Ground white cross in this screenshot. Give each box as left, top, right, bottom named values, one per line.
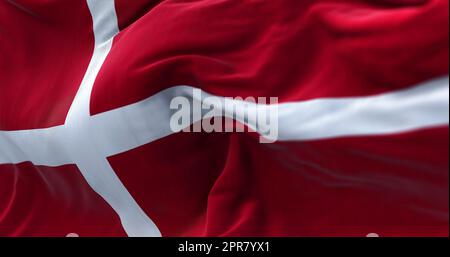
left=0, top=0, right=448, bottom=237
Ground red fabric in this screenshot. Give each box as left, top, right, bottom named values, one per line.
left=109, top=127, right=448, bottom=236
left=0, top=0, right=93, bottom=130
left=0, top=0, right=448, bottom=236
left=0, top=163, right=126, bottom=236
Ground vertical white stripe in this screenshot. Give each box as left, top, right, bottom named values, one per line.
left=64, top=0, right=161, bottom=237
left=65, top=0, right=119, bottom=123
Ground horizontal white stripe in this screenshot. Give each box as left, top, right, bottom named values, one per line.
left=276, top=76, right=449, bottom=141
left=88, top=76, right=449, bottom=156
left=0, top=126, right=69, bottom=165
left=1, top=76, right=448, bottom=165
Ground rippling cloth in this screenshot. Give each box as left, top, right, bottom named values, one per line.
left=0, top=0, right=448, bottom=236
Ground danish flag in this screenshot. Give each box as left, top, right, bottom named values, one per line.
left=0, top=0, right=448, bottom=237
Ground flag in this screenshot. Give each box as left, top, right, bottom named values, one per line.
left=0, top=0, right=448, bottom=237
